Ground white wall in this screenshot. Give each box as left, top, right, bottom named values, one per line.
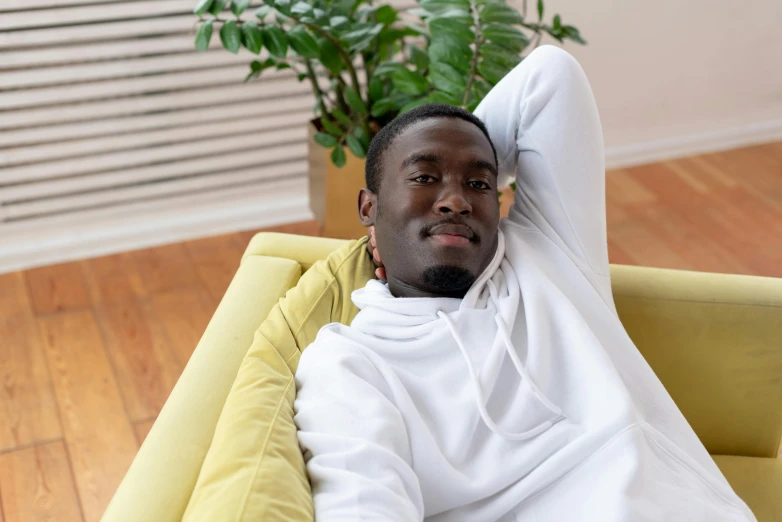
left=516, top=0, right=782, bottom=167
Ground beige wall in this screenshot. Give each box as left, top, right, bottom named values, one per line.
left=514, top=0, right=782, bottom=166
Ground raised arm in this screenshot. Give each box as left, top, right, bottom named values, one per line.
left=474, top=45, right=609, bottom=277
left=294, top=334, right=424, bottom=522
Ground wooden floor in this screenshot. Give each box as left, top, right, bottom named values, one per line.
left=1, top=141, right=781, bottom=521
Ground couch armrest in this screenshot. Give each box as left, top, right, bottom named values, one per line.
left=102, top=254, right=303, bottom=522
left=244, top=232, right=352, bottom=271
left=610, top=265, right=782, bottom=458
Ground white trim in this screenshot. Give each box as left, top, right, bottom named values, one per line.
left=0, top=178, right=313, bottom=274
left=605, top=118, right=782, bottom=169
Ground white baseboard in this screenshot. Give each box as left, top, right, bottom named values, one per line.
left=0, top=177, right=313, bottom=274
left=605, top=118, right=782, bottom=169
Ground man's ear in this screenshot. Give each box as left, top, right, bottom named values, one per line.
left=358, top=188, right=377, bottom=227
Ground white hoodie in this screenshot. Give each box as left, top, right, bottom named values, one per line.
left=294, top=46, right=755, bottom=521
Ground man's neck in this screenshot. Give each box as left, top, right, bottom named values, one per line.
left=386, top=278, right=469, bottom=299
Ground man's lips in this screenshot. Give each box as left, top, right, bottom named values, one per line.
left=427, top=223, right=474, bottom=247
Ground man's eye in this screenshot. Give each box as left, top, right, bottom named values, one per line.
left=469, top=180, right=490, bottom=190
left=414, top=175, right=435, bottom=183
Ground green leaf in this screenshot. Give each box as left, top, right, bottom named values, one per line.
left=374, top=61, right=407, bottom=76
left=374, top=5, right=398, bottom=25
left=241, top=20, right=263, bottom=54
left=321, top=116, right=344, bottom=136
left=194, top=0, right=214, bottom=16
left=553, top=14, right=561, bottom=29
left=537, top=0, right=544, bottom=20
left=427, top=90, right=461, bottom=105
left=220, top=20, right=241, bottom=53
left=314, top=131, right=338, bottom=148
left=428, top=37, right=472, bottom=74
left=480, top=42, right=521, bottom=69
left=287, top=26, right=319, bottom=59
left=428, top=62, right=466, bottom=95
left=370, top=97, right=398, bottom=117
left=261, top=25, right=288, bottom=57
left=563, top=25, right=586, bottom=44
left=272, top=0, right=292, bottom=15
left=369, top=76, right=385, bottom=101
left=195, top=19, right=213, bottom=52
left=208, top=0, right=227, bottom=15
left=331, top=145, right=347, bottom=167
left=399, top=96, right=431, bottom=114
left=482, top=23, right=528, bottom=53
left=254, top=5, right=271, bottom=20
left=329, top=15, right=349, bottom=30
left=319, top=38, right=343, bottom=73
left=472, top=78, right=492, bottom=100
left=290, top=1, right=312, bottom=15
left=354, top=127, right=370, bottom=149
left=344, top=85, right=367, bottom=114
left=231, top=0, right=251, bottom=16
left=346, top=133, right=367, bottom=158
left=479, top=3, right=523, bottom=25
left=409, top=45, right=429, bottom=72
left=419, top=0, right=470, bottom=17
left=342, top=23, right=384, bottom=51
left=391, top=67, right=429, bottom=96
left=477, top=58, right=508, bottom=84
left=429, top=18, right=474, bottom=43
left=332, top=108, right=353, bottom=128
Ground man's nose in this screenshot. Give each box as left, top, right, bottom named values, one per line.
left=435, top=186, right=472, bottom=216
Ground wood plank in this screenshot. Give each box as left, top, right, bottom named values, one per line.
left=147, top=287, right=216, bottom=371
left=24, top=263, right=90, bottom=316
left=38, top=311, right=138, bottom=522
left=132, top=419, right=156, bottom=447
left=0, top=313, right=61, bottom=453
left=0, top=441, right=83, bottom=522
left=1, top=129, right=305, bottom=185
left=185, top=234, right=245, bottom=303
left=80, top=254, right=144, bottom=306
left=0, top=271, right=30, bottom=319
left=127, top=243, right=200, bottom=296
left=605, top=201, right=692, bottom=270
left=94, top=299, right=179, bottom=422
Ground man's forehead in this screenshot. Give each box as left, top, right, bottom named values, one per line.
left=388, top=117, right=494, bottom=161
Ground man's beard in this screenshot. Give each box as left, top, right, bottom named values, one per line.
left=421, top=265, right=476, bottom=294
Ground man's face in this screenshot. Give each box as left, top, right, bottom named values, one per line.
left=361, top=117, right=500, bottom=298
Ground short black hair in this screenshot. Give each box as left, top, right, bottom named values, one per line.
left=365, top=104, right=498, bottom=194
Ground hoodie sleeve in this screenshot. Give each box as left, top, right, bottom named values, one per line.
left=294, top=336, right=424, bottom=522
left=474, top=45, right=609, bottom=278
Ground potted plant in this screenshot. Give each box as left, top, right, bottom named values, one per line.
left=194, top=0, right=585, bottom=238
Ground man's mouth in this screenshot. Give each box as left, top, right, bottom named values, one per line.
left=426, top=223, right=476, bottom=247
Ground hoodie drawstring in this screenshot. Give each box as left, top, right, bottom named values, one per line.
left=437, top=279, right=564, bottom=441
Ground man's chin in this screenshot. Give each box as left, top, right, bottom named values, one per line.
left=421, top=265, right=476, bottom=294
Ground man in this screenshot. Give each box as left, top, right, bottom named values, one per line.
left=293, top=46, right=755, bottom=521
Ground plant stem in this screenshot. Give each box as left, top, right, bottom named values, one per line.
left=303, top=22, right=371, bottom=137
left=463, top=0, right=482, bottom=106
left=305, top=60, right=328, bottom=116
left=335, top=79, right=351, bottom=115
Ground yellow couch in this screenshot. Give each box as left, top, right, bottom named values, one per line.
left=103, top=232, right=782, bottom=521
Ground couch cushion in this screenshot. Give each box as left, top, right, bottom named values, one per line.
left=712, top=455, right=782, bottom=522
left=182, top=237, right=374, bottom=522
